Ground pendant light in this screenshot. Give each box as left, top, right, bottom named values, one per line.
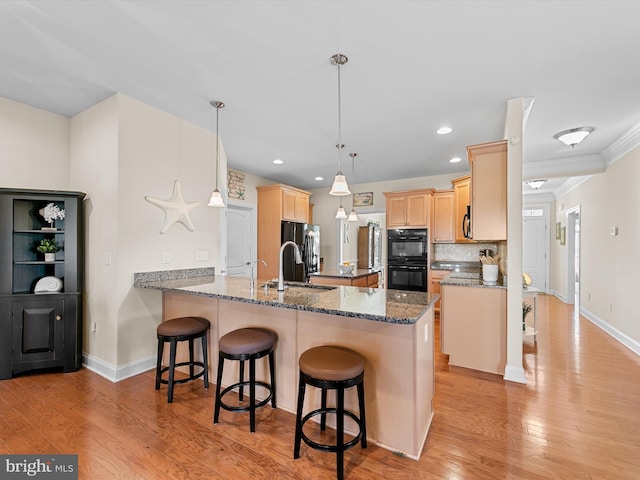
left=335, top=199, right=347, bottom=219
left=329, top=54, right=351, bottom=196
left=208, top=100, right=225, bottom=207
left=347, top=152, right=358, bottom=222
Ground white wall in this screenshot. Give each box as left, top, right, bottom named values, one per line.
left=0, top=96, right=69, bottom=189
left=552, top=147, right=640, bottom=348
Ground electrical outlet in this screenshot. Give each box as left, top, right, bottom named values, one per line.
left=162, top=252, right=171, bottom=264
left=104, top=252, right=112, bottom=266
left=424, top=323, right=429, bottom=343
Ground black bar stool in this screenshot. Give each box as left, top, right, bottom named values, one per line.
left=213, top=327, right=277, bottom=433
left=155, top=316, right=210, bottom=403
left=294, top=345, right=367, bottom=480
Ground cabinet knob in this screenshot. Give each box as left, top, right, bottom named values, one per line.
left=56, top=315, right=62, bottom=321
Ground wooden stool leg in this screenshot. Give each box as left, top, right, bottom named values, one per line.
left=167, top=339, right=177, bottom=403
left=213, top=354, right=224, bottom=424
left=320, top=388, right=328, bottom=431
left=358, top=380, right=367, bottom=448
left=238, top=360, right=245, bottom=402
left=155, top=338, right=163, bottom=390
left=201, top=333, right=209, bottom=388
left=188, top=338, right=195, bottom=378
left=293, top=372, right=306, bottom=459
left=249, top=356, right=256, bottom=433
left=336, top=386, right=345, bottom=480
left=269, top=350, right=277, bottom=408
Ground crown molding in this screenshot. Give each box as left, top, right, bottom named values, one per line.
left=600, top=120, right=640, bottom=166
left=522, top=154, right=605, bottom=180
left=553, top=175, right=592, bottom=197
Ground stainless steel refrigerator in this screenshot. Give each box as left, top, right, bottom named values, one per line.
left=357, top=225, right=382, bottom=269
left=281, top=221, right=320, bottom=282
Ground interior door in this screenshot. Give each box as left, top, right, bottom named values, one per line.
left=226, top=204, right=253, bottom=276
left=523, top=217, right=547, bottom=291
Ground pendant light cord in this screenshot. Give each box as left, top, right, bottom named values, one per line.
left=215, top=105, right=220, bottom=190
left=337, top=61, right=343, bottom=174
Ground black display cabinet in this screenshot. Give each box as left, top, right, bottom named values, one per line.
left=0, top=188, right=85, bottom=379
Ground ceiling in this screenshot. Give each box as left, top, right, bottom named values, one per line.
left=2, top=1, right=639, bottom=195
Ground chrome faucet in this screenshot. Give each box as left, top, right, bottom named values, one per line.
left=278, top=241, right=302, bottom=291
left=250, top=259, right=267, bottom=290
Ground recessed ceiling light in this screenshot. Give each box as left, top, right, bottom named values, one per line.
left=437, top=126, right=452, bottom=135
left=273, top=159, right=283, bottom=165
left=449, top=157, right=462, bottom=163
left=315, top=176, right=324, bottom=181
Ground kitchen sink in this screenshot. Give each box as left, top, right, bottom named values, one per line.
left=262, top=280, right=337, bottom=291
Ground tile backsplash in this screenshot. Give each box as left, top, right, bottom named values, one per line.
left=433, top=243, right=499, bottom=262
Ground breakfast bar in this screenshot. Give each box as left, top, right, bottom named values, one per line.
left=134, top=268, right=437, bottom=460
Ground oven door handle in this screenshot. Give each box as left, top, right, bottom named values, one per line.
left=391, top=265, right=425, bottom=270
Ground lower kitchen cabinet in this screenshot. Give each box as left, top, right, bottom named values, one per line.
left=440, top=284, right=506, bottom=375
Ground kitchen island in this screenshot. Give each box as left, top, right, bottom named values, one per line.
left=134, top=268, right=437, bottom=460
left=309, top=268, right=380, bottom=287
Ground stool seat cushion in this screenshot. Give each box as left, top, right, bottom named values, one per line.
left=219, top=328, right=277, bottom=355
left=299, top=346, right=365, bottom=382
left=157, top=316, right=210, bottom=337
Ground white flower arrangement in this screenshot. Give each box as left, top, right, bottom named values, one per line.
left=40, top=203, right=66, bottom=226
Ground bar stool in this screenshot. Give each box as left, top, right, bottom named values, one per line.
left=294, top=345, right=367, bottom=480
left=213, top=327, right=277, bottom=433
left=155, top=316, right=210, bottom=403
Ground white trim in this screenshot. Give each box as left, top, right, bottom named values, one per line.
left=554, top=176, right=591, bottom=197
left=523, top=154, right=604, bottom=180
left=601, top=120, right=640, bottom=166
left=83, top=352, right=155, bottom=383
left=580, top=307, right=640, bottom=357
left=550, top=289, right=567, bottom=303
left=504, top=365, right=527, bottom=384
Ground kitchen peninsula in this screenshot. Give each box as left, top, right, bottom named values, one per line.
left=134, top=268, right=437, bottom=459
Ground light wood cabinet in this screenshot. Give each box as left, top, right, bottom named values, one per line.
left=451, top=175, right=471, bottom=243
left=441, top=284, right=506, bottom=375
left=257, top=184, right=311, bottom=279
left=466, top=140, right=507, bottom=241
left=383, top=189, right=433, bottom=229
left=429, top=269, right=448, bottom=315
left=431, top=190, right=454, bottom=243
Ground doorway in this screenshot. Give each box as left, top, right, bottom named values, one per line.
left=522, top=205, right=549, bottom=292
left=226, top=202, right=256, bottom=276
left=566, top=206, right=581, bottom=307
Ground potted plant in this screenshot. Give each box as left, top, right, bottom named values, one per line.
left=37, top=238, right=62, bottom=262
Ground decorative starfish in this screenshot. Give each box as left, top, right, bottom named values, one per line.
left=145, top=180, right=200, bottom=233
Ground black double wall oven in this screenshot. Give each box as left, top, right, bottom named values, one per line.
left=387, top=229, right=428, bottom=292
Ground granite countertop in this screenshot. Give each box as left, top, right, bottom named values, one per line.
left=134, top=268, right=437, bottom=325
left=311, top=268, right=380, bottom=279
left=439, top=271, right=507, bottom=289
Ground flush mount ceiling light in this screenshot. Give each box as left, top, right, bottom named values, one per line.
left=347, top=153, right=359, bottom=222
left=329, top=54, right=351, bottom=196
left=553, top=126, right=594, bottom=148
left=208, top=100, right=225, bottom=208
left=526, top=179, right=547, bottom=189
left=437, top=126, right=452, bottom=135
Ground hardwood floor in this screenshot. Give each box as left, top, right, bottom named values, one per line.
left=2, top=294, right=640, bottom=479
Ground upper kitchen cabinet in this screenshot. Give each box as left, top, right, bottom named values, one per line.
left=451, top=175, right=471, bottom=243
left=257, top=184, right=311, bottom=279
left=0, top=188, right=85, bottom=380
left=431, top=190, right=454, bottom=243
left=383, top=189, right=433, bottom=229
left=467, top=140, right=507, bottom=241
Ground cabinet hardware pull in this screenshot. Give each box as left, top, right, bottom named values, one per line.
left=56, top=315, right=62, bottom=321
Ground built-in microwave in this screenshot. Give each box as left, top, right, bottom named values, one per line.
left=387, top=229, right=428, bottom=264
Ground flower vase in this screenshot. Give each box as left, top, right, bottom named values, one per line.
left=44, top=253, right=56, bottom=262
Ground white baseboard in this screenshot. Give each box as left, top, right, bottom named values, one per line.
left=580, top=307, right=640, bottom=357
left=83, top=352, right=156, bottom=383
left=549, top=289, right=567, bottom=303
